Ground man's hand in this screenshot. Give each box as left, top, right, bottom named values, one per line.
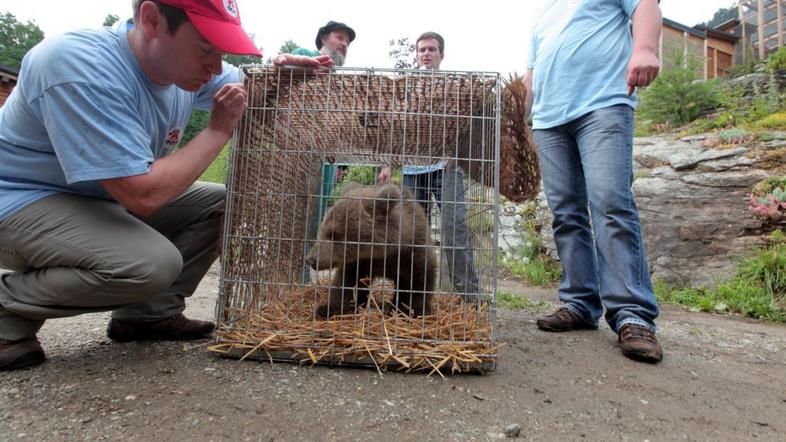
left=377, top=167, right=391, bottom=184
left=273, top=54, right=333, bottom=68
left=626, top=48, right=659, bottom=96
left=208, top=83, right=247, bottom=137
left=628, top=0, right=662, bottom=96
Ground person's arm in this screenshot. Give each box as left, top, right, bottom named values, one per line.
left=524, top=68, right=534, bottom=119
left=627, top=0, right=662, bottom=95
left=100, top=83, right=247, bottom=216
left=273, top=53, right=333, bottom=68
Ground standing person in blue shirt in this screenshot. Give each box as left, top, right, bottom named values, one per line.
left=526, top=0, right=663, bottom=363
left=378, top=32, right=479, bottom=297
left=0, top=0, right=325, bottom=371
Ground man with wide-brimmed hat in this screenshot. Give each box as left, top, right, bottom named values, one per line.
left=275, top=20, right=355, bottom=68
left=272, top=20, right=356, bottom=283
left=0, top=0, right=325, bottom=371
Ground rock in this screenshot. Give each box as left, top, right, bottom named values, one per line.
left=670, top=146, right=749, bottom=171
left=504, top=424, right=522, bottom=438
left=680, top=135, right=707, bottom=142
left=533, top=133, right=781, bottom=287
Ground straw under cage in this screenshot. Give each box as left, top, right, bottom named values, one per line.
left=210, top=66, right=502, bottom=374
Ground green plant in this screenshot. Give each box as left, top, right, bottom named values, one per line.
left=717, top=81, right=747, bottom=123
left=199, top=144, right=230, bottom=183
left=466, top=204, right=494, bottom=234
left=654, top=231, right=786, bottom=322
left=718, top=127, right=754, bottom=144
left=753, top=112, right=786, bottom=130
left=766, top=46, right=786, bottom=72
left=500, top=243, right=562, bottom=287
left=328, top=165, right=379, bottom=205
left=637, top=51, right=719, bottom=127
left=749, top=176, right=786, bottom=220
left=497, top=290, right=552, bottom=312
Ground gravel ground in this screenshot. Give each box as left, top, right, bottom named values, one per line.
left=1, top=265, right=785, bottom=441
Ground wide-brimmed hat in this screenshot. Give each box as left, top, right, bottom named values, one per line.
left=156, top=0, right=261, bottom=57
left=315, top=20, right=356, bottom=50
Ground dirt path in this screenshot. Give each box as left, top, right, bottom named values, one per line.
left=2, top=266, right=785, bottom=441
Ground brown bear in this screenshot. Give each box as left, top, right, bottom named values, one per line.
left=305, top=183, right=436, bottom=318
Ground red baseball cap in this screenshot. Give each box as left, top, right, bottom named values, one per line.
left=156, top=0, right=261, bottom=57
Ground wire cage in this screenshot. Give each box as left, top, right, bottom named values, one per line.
left=209, top=66, right=502, bottom=374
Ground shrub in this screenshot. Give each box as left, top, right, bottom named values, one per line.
left=766, top=46, right=786, bottom=72
left=637, top=51, right=719, bottom=127
left=654, top=230, right=786, bottom=322
left=753, top=112, right=786, bottom=130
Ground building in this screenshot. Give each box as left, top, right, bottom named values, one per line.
left=660, top=18, right=739, bottom=79
left=716, top=1, right=786, bottom=63
left=0, top=65, right=19, bottom=107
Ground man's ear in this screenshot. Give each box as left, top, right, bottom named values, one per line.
left=138, top=1, right=166, bottom=38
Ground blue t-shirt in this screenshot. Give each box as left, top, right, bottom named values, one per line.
left=527, top=0, right=641, bottom=129
left=0, top=20, right=241, bottom=221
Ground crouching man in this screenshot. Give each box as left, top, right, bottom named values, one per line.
left=0, top=0, right=327, bottom=371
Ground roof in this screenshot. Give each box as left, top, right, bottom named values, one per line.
left=663, top=17, right=706, bottom=39
left=0, top=65, right=19, bottom=82
left=715, top=18, right=740, bottom=32
left=663, top=17, right=740, bottom=43
left=694, top=25, right=740, bottom=42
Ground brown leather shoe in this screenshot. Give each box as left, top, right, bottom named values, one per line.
left=0, top=337, right=46, bottom=371
left=107, top=314, right=215, bottom=342
left=618, top=323, right=663, bottom=363
left=536, top=307, right=597, bottom=332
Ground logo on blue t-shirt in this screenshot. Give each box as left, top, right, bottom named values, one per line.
left=165, top=128, right=182, bottom=150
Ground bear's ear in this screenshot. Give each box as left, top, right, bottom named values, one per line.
left=364, top=184, right=402, bottom=216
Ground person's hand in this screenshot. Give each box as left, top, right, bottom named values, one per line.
left=273, top=54, right=333, bottom=69
left=626, top=48, right=659, bottom=96
left=377, top=167, right=391, bottom=184
left=208, top=83, right=247, bottom=137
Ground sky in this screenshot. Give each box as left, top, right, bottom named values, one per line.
left=0, top=0, right=736, bottom=77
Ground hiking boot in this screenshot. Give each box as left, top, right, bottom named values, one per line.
left=536, top=307, right=596, bottom=332
left=0, top=337, right=46, bottom=371
left=618, top=323, right=663, bottom=363
left=107, top=314, right=215, bottom=342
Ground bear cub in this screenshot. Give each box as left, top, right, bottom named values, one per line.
left=305, top=183, right=436, bottom=318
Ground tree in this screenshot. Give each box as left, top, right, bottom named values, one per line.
left=702, top=7, right=738, bottom=29
left=637, top=51, right=719, bottom=127
left=102, top=14, right=119, bottom=27
left=0, top=12, right=44, bottom=70
left=181, top=110, right=209, bottom=146
left=388, top=37, right=415, bottom=69
left=223, top=32, right=262, bottom=66
left=278, top=39, right=300, bottom=55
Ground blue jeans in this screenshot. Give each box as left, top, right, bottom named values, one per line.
left=403, top=164, right=479, bottom=295
left=533, top=105, right=659, bottom=332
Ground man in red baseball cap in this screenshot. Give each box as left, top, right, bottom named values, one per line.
left=154, top=0, right=261, bottom=57
left=0, top=0, right=329, bottom=371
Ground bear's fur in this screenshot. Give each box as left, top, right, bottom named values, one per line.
left=305, top=183, right=436, bottom=318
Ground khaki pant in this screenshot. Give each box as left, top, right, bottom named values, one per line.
left=0, top=183, right=225, bottom=340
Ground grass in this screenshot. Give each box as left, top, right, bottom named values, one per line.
left=466, top=203, right=494, bottom=234
left=497, top=290, right=553, bottom=312
left=654, top=231, right=786, bottom=322
left=753, top=111, right=786, bottom=131
left=199, top=144, right=230, bottom=184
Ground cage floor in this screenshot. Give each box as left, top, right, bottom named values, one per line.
left=209, top=284, right=498, bottom=375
